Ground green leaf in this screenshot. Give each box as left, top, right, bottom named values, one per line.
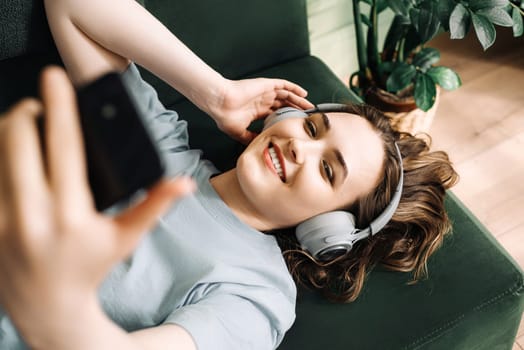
left=386, top=63, right=417, bottom=92
left=387, top=0, right=411, bottom=17
left=472, top=13, right=497, bottom=50
left=427, top=66, right=462, bottom=90
left=412, top=48, right=441, bottom=71
left=383, top=15, right=410, bottom=55
left=361, top=14, right=372, bottom=27
left=438, top=0, right=456, bottom=31
left=450, top=3, right=471, bottom=39
left=361, top=0, right=372, bottom=5
left=477, top=7, right=514, bottom=27
left=377, top=0, right=389, bottom=13
left=470, top=0, right=510, bottom=11
left=410, top=1, right=441, bottom=43
left=414, top=73, right=437, bottom=111
left=513, top=6, right=524, bottom=36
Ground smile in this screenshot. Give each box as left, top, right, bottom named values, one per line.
left=264, top=142, right=286, bottom=182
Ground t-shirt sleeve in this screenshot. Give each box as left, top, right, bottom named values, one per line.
left=165, top=291, right=294, bottom=350
left=121, top=63, right=203, bottom=176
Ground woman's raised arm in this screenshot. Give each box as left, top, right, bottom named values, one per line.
left=44, top=0, right=313, bottom=143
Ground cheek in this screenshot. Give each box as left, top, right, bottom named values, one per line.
left=289, top=170, right=337, bottom=211
left=236, top=153, right=259, bottom=193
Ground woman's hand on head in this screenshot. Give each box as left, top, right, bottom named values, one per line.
left=0, top=67, right=195, bottom=326
left=210, top=77, right=314, bottom=144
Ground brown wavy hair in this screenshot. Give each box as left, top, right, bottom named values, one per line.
left=273, top=103, right=459, bottom=303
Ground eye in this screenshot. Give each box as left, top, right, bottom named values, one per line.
left=322, top=160, right=335, bottom=185
left=305, top=119, right=317, bottom=138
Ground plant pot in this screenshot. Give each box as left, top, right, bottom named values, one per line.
left=365, top=87, right=418, bottom=113
left=373, top=86, right=441, bottom=136
left=350, top=76, right=440, bottom=135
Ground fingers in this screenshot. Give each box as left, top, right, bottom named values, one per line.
left=274, top=79, right=309, bottom=97
left=40, top=66, right=93, bottom=210
left=266, top=99, right=300, bottom=111
left=261, top=78, right=313, bottom=110
left=114, top=177, right=195, bottom=242
left=275, top=88, right=314, bottom=110
left=0, top=99, right=49, bottom=219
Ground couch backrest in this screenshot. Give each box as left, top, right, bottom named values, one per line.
left=139, top=0, right=311, bottom=106
left=0, top=0, right=310, bottom=111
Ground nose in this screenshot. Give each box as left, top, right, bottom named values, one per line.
left=288, top=138, right=321, bottom=164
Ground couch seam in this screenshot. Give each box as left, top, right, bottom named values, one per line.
left=404, top=270, right=524, bottom=349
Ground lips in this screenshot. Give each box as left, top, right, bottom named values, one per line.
left=264, top=142, right=286, bottom=182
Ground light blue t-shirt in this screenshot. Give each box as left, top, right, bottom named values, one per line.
left=0, top=64, right=296, bottom=350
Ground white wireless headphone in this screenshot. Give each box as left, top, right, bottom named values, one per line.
left=263, top=103, right=404, bottom=261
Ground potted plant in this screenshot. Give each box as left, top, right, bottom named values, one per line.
left=350, top=0, right=524, bottom=119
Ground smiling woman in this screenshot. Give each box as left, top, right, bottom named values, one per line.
left=0, top=0, right=459, bottom=349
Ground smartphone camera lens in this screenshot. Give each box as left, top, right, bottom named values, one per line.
left=101, top=103, right=117, bottom=120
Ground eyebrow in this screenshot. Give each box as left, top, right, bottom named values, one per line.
left=320, top=113, right=349, bottom=183
left=321, top=112, right=331, bottom=131
left=334, top=149, right=349, bottom=183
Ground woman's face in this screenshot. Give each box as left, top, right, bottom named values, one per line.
left=236, top=112, right=385, bottom=228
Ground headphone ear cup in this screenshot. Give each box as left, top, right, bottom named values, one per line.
left=296, top=211, right=358, bottom=260
left=263, top=107, right=309, bottom=130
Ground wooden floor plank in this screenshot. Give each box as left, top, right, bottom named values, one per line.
left=430, top=64, right=524, bottom=161
left=431, top=100, right=524, bottom=164
left=451, top=131, right=524, bottom=195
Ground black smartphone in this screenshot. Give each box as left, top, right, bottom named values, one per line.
left=38, top=72, right=165, bottom=211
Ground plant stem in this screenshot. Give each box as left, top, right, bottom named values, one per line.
left=367, top=0, right=381, bottom=82
left=352, top=0, right=367, bottom=87
left=398, top=37, right=406, bottom=62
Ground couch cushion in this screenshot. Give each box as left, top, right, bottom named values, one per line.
left=0, top=0, right=55, bottom=61
left=0, top=0, right=62, bottom=112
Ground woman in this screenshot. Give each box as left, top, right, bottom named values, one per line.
left=0, top=0, right=458, bottom=349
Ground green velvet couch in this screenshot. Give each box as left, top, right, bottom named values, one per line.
left=1, top=1, right=523, bottom=349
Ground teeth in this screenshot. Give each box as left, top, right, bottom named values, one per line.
left=269, top=146, right=284, bottom=180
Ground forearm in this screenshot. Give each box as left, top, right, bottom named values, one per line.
left=47, top=0, right=225, bottom=115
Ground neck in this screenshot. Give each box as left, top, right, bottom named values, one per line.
left=210, top=169, right=273, bottom=232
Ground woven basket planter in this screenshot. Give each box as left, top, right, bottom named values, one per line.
left=385, top=87, right=440, bottom=135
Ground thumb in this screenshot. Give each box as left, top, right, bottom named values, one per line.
left=114, top=177, right=196, bottom=237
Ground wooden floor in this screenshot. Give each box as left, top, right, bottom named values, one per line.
left=428, top=28, right=524, bottom=350
left=310, top=18, right=524, bottom=347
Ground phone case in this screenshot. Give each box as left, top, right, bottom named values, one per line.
left=75, top=72, right=165, bottom=211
